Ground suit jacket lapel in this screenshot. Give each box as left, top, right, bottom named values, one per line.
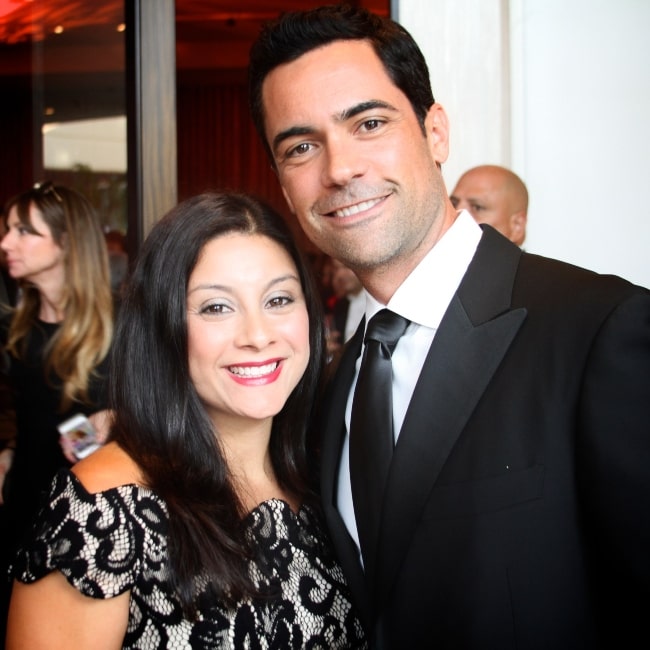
left=319, top=319, right=371, bottom=622
left=375, top=227, right=527, bottom=603
left=320, top=318, right=364, bottom=509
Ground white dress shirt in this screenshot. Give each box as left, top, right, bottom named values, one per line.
left=343, top=290, right=366, bottom=342
left=337, top=210, right=482, bottom=551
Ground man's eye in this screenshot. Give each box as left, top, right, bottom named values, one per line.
left=286, top=142, right=312, bottom=158
left=359, top=118, right=383, bottom=133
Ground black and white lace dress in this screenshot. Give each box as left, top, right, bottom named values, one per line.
left=11, top=470, right=367, bottom=649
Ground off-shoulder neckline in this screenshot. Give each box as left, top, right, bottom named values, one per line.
left=60, top=468, right=309, bottom=519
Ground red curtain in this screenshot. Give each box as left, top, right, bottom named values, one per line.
left=2, top=74, right=318, bottom=256
left=176, top=77, right=315, bottom=253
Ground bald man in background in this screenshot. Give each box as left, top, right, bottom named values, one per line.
left=451, top=165, right=528, bottom=246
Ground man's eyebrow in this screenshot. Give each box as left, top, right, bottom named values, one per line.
left=271, top=100, right=398, bottom=153
left=272, top=126, right=313, bottom=154
left=336, top=99, right=397, bottom=122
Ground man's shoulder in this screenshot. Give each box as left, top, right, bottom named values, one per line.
left=519, top=250, right=645, bottom=291
left=513, top=250, right=648, bottom=316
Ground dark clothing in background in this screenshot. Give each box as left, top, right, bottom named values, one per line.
left=1, top=317, right=109, bottom=550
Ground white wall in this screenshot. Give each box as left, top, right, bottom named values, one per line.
left=395, top=0, right=650, bottom=288
left=395, top=0, right=511, bottom=193
left=43, top=116, right=127, bottom=172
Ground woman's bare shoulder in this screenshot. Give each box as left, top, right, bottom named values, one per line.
left=71, top=441, right=144, bottom=494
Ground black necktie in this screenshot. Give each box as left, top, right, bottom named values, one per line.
left=350, top=309, right=410, bottom=581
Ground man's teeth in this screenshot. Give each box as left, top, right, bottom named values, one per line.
left=230, top=362, right=278, bottom=377
left=333, top=198, right=380, bottom=217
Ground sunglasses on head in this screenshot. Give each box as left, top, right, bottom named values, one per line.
left=33, top=180, right=63, bottom=203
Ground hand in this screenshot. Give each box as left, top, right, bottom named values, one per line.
left=59, top=410, right=115, bottom=464
left=59, top=431, right=79, bottom=464
left=88, top=409, right=114, bottom=444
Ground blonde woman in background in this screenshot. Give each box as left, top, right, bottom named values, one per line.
left=0, top=182, right=113, bottom=635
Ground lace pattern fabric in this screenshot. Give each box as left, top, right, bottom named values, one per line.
left=11, top=470, right=366, bottom=649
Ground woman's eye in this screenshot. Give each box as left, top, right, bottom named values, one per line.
left=199, top=303, right=230, bottom=315
left=268, top=295, right=294, bottom=309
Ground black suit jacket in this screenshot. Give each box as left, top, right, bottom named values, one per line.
left=319, top=226, right=650, bottom=649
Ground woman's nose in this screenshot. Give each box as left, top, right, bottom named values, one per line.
left=235, top=311, right=274, bottom=349
left=0, top=231, right=13, bottom=251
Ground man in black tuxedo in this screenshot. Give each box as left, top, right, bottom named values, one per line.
left=248, top=6, right=650, bottom=648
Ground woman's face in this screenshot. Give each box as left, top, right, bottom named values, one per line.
left=186, top=233, right=310, bottom=435
left=1, top=203, right=65, bottom=283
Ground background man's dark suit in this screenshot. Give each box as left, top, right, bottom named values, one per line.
left=319, top=226, right=650, bottom=649
left=331, top=295, right=351, bottom=344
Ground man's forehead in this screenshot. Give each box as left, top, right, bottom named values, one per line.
left=262, top=40, right=395, bottom=110
left=458, top=173, right=502, bottom=194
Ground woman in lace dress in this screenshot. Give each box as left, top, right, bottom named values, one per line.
left=6, top=192, right=367, bottom=649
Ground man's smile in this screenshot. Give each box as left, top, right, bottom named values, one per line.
left=322, top=195, right=389, bottom=219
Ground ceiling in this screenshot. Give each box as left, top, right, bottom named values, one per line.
left=1, top=1, right=390, bottom=71
left=0, top=1, right=389, bottom=122
left=0, top=0, right=390, bottom=122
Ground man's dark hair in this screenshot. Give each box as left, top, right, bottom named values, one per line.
left=248, top=4, right=435, bottom=162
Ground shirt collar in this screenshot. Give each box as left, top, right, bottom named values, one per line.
left=362, top=210, right=481, bottom=329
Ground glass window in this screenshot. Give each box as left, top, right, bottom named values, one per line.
left=0, top=1, right=127, bottom=235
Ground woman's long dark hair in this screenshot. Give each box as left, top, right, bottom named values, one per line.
left=109, top=192, right=326, bottom=613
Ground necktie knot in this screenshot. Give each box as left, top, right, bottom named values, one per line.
left=365, top=309, right=410, bottom=351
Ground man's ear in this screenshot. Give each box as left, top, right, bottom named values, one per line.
left=424, top=103, right=450, bottom=165
left=510, top=211, right=527, bottom=246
